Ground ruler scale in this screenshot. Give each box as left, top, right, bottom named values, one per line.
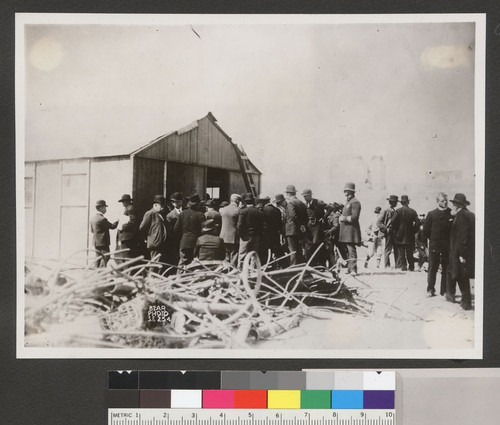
left=108, top=410, right=396, bottom=425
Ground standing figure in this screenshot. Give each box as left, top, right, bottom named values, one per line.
left=415, top=214, right=428, bottom=273
left=364, top=206, right=383, bottom=268
left=423, top=193, right=453, bottom=296
left=284, top=185, right=308, bottom=266
left=446, top=193, right=475, bottom=310
left=90, top=200, right=117, bottom=267
left=302, top=188, right=326, bottom=266
left=219, top=193, right=242, bottom=266
left=339, top=182, right=362, bottom=275
left=377, top=195, right=399, bottom=269
left=116, top=194, right=140, bottom=261
left=390, top=195, right=420, bottom=272
left=174, top=194, right=205, bottom=269
left=204, top=199, right=222, bottom=234
left=139, top=195, right=168, bottom=263
left=263, top=194, right=286, bottom=266
left=237, top=193, right=265, bottom=267
left=324, top=202, right=346, bottom=267
left=165, top=192, right=183, bottom=269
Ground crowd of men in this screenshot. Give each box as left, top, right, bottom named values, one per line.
left=90, top=184, right=475, bottom=311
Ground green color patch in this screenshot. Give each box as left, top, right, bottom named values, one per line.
left=300, top=390, right=331, bottom=409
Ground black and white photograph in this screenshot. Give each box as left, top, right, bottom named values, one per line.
left=16, top=13, right=485, bottom=358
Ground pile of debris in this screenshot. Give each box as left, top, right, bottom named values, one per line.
left=24, top=251, right=369, bottom=349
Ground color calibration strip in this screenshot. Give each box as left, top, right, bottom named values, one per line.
left=108, top=371, right=395, bottom=409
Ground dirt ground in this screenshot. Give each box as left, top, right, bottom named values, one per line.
left=257, top=260, right=475, bottom=352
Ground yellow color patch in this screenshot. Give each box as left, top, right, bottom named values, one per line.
left=267, top=390, right=301, bottom=409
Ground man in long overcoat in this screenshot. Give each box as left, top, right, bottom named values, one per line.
left=90, top=199, right=117, bottom=267
left=174, top=194, right=205, bottom=269
left=390, top=195, right=420, bottom=271
left=165, top=192, right=183, bottom=270
left=423, top=192, right=453, bottom=296
left=339, top=182, right=362, bottom=275
left=219, top=193, right=242, bottom=266
left=237, top=193, right=265, bottom=267
left=377, top=195, right=399, bottom=269
left=139, top=195, right=168, bottom=262
left=446, top=193, right=475, bottom=310
left=302, top=188, right=326, bottom=266
left=284, top=184, right=308, bottom=266
left=116, top=194, right=140, bottom=261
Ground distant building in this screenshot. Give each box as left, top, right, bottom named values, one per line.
left=24, top=112, right=261, bottom=259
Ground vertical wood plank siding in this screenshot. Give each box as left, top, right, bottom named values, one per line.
left=133, top=157, right=166, bottom=217
left=135, top=116, right=256, bottom=172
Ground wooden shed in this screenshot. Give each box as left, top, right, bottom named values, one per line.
left=24, top=112, right=262, bottom=259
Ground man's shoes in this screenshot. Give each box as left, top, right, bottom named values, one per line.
left=426, top=290, right=436, bottom=298
left=460, top=301, right=473, bottom=311
left=364, top=261, right=369, bottom=268
left=445, top=293, right=456, bottom=303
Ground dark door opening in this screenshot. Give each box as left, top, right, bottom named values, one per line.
left=206, top=167, right=229, bottom=203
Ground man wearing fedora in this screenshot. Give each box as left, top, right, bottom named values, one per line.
left=194, top=219, right=226, bottom=261
left=262, top=194, right=286, bottom=266
left=175, top=194, right=205, bottom=269
left=90, top=200, right=118, bottom=267
left=284, top=184, right=308, bottom=266
left=446, top=193, right=475, bottom=310
left=139, top=195, right=169, bottom=263
left=116, top=194, right=140, bottom=261
left=165, top=192, right=184, bottom=269
left=220, top=193, right=242, bottom=266
left=204, top=199, right=222, bottom=233
left=302, top=188, right=326, bottom=266
left=377, top=195, right=400, bottom=269
left=237, top=193, right=265, bottom=267
left=339, top=182, right=362, bottom=275
left=423, top=192, right=453, bottom=296
left=390, top=195, right=420, bottom=272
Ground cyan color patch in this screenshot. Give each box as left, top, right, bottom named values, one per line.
left=331, top=390, right=363, bottom=409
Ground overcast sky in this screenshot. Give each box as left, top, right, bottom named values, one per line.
left=22, top=17, right=477, bottom=204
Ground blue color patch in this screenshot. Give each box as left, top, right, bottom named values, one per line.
left=331, top=390, right=364, bottom=409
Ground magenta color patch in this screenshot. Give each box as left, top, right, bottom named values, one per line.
left=202, top=390, right=235, bottom=408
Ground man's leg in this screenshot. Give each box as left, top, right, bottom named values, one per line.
left=440, top=249, right=449, bottom=296
left=346, top=243, right=358, bottom=274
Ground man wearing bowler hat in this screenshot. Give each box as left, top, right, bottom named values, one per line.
left=339, top=182, right=362, bottom=275
left=90, top=200, right=118, bottom=267
left=175, top=194, right=205, bottom=270
left=377, top=195, right=400, bottom=269
left=302, top=188, right=326, bottom=266
left=390, top=195, right=420, bottom=272
left=116, top=194, right=140, bottom=261
left=446, top=193, right=475, bottom=310
left=165, top=192, right=184, bottom=269
left=237, top=193, right=265, bottom=267
left=284, top=184, right=308, bottom=266
left=139, top=195, right=169, bottom=263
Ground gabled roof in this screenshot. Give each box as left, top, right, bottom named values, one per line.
left=25, top=113, right=261, bottom=175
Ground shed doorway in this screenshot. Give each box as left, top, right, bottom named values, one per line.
left=206, top=167, right=229, bottom=203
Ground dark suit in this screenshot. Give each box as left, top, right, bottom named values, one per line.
left=139, top=208, right=168, bottom=261
left=165, top=207, right=182, bottom=269
left=285, top=196, right=308, bottom=266
left=237, top=205, right=265, bottom=266
left=263, top=203, right=285, bottom=263
left=174, top=206, right=205, bottom=267
left=391, top=205, right=420, bottom=271
left=377, top=206, right=398, bottom=268
left=194, top=234, right=225, bottom=261
left=339, top=197, right=362, bottom=273
left=90, top=212, right=117, bottom=267
left=304, top=198, right=326, bottom=265
left=116, top=204, right=140, bottom=260
left=447, top=207, right=475, bottom=308
left=423, top=207, right=453, bottom=294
